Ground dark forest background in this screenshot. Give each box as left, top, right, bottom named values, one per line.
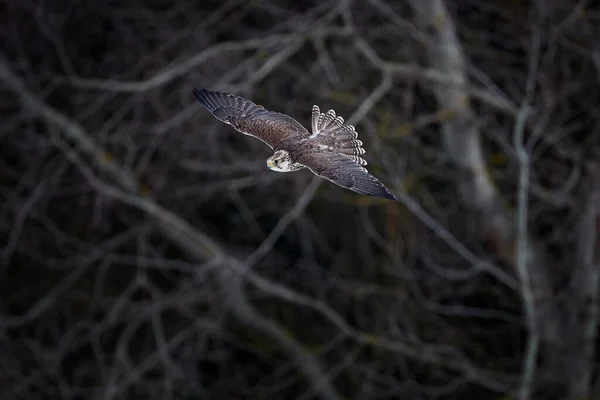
left=2, top=0, right=600, bottom=399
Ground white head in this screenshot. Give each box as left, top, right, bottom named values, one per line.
left=267, top=150, right=293, bottom=172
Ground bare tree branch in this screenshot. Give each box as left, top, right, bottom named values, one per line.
left=0, top=55, right=343, bottom=400
left=354, top=37, right=516, bottom=115
left=513, top=13, right=542, bottom=400
left=0, top=49, right=506, bottom=394
left=406, top=0, right=558, bottom=345
left=570, top=162, right=600, bottom=400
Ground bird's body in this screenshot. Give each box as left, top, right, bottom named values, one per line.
left=193, top=88, right=396, bottom=200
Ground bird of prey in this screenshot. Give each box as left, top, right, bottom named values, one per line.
left=193, top=88, right=397, bottom=200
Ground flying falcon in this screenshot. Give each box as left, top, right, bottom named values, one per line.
left=193, top=88, right=397, bottom=200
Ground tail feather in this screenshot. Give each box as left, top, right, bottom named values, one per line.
left=340, top=139, right=363, bottom=150
left=318, top=109, right=344, bottom=132
left=346, top=154, right=368, bottom=165
left=311, top=104, right=367, bottom=165
left=339, top=139, right=367, bottom=165
left=329, top=125, right=358, bottom=140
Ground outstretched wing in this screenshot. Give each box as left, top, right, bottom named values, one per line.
left=310, top=105, right=367, bottom=166
left=193, top=88, right=309, bottom=149
left=297, top=151, right=397, bottom=200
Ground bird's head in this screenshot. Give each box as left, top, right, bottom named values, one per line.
left=267, top=150, right=292, bottom=172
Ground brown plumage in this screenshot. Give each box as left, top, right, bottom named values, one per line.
left=193, top=88, right=396, bottom=200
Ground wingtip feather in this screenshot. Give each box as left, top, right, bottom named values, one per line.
left=379, top=191, right=398, bottom=201
left=193, top=88, right=214, bottom=110
left=192, top=87, right=207, bottom=100
left=355, top=183, right=397, bottom=201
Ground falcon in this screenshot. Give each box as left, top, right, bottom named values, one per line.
left=193, top=88, right=397, bottom=200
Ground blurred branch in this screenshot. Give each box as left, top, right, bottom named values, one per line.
left=395, top=188, right=518, bottom=289
left=54, top=35, right=297, bottom=92
left=0, top=55, right=342, bottom=400
left=513, top=14, right=542, bottom=400
left=570, top=162, right=600, bottom=400
left=354, top=37, right=516, bottom=115
left=0, top=51, right=507, bottom=391
left=243, top=176, right=322, bottom=269
left=104, top=319, right=220, bottom=399
left=405, top=0, right=558, bottom=341
left=514, top=105, right=538, bottom=400
left=2, top=168, right=55, bottom=267
left=346, top=72, right=393, bottom=126
left=4, top=1, right=600, bottom=398
left=0, top=230, right=137, bottom=328
left=55, top=7, right=348, bottom=94
left=400, top=4, right=577, bottom=396
left=569, top=48, right=600, bottom=398
left=405, top=0, right=517, bottom=262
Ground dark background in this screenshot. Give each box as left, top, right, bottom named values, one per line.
left=2, top=0, right=600, bottom=399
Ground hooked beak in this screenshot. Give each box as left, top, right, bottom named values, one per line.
left=267, top=160, right=274, bottom=169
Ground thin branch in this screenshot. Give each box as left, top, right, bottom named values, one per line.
left=570, top=162, right=600, bottom=399
left=403, top=5, right=555, bottom=397
left=514, top=14, right=542, bottom=400
left=0, top=55, right=342, bottom=400
left=395, top=188, right=518, bottom=289
left=243, top=176, right=322, bottom=269
left=0, top=55, right=506, bottom=389
left=55, top=35, right=297, bottom=92
left=514, top=105, right=537, bottom=400
left=54, top=7, right=346, bottom=94
left=354, top=37, right=516, bottom=115
left=346, top=72, right=393, bottom=126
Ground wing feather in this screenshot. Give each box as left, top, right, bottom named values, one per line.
left=297, top=151, right=396, bottom=200
left=194, top=88, right=309, bottom=149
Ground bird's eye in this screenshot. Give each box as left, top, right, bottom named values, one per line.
left=274, top=159, right=279, bottom=164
